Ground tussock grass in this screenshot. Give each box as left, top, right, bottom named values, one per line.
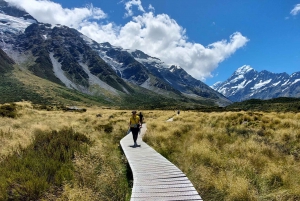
left=144, top=110, right=300, bottom=200
left=0, top=102, right=132, bottom=200
left=0, top=128, right=90, bottom=200
left=2, top=104, right=300, bottom=200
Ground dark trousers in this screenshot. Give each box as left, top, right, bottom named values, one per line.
left=131, top=127, right=139, bottom=143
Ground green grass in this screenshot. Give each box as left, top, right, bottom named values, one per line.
left=0, top=74, right=47, bottom=104
left=226, top=97, right=300, bottom=112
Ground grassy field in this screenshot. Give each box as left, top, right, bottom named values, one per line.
left=0, top=102, right=131, bottom=200
left=1, top=102, right=300, bottom=200
left=144, top=110, right=300, bottom=201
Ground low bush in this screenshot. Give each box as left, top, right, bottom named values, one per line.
left=145, top=111, right=300, bottom=201
left=0, top=128, right=90, bottom=200
left=0, top=103, right=17, bottom=118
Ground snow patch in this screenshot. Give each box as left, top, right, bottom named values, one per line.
left=97, top=50, right=123, bottom=73
left=0, top=13, right=33, bottom=34
left=134, top=55, right=168, bottom=69
left=251, top=79, right=272, bottom=90
left=292, top=79, right=300, bottom=85
left=80, top=34, right=93, bottom=45
left=232, top=80, right=247, bottom=90
left=230, top=74, right=244, bottom=83
left=272, top=81, right=281, bottom=86
left=282, top=80, right=289, bottom=86
left=218, top=88, right=227, bottom=95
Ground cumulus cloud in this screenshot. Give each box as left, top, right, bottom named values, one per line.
left=7, top=0, right=249, bottom=81
left=6, top=0, right=107, bottom=29
left=86, top=12, right=249, bottom=80
left=291, top=4, right=300, bottom=15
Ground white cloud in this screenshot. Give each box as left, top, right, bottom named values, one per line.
left=148, top=4, right=155, bottom=12
left=102, top=12, right=249, bottom=81
left=124, top=0, right=145, bottom=18
left=5, top=0, right=107, bottom=29
left=7, top=0, right=249, bottom=81
left=291, top=4, right=300, bottom=15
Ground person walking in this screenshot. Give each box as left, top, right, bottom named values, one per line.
left=129, top=110, right=141, bottom=147
left=139, top=112, right=144, bottom=128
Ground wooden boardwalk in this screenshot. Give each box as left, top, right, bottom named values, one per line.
left=120, top=124, right=202, bottom=201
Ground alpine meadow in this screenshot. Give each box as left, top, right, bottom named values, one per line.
left=1, top=102, right=300, bottom=200
left=1, top=0, right=300, bottom=200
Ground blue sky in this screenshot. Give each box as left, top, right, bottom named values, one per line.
left=7, top=0, right=300, bottom=86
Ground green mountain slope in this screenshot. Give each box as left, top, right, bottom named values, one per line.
left=225, top=97, right=300, bottom=112
left=0, top=49, right=216, bottom=109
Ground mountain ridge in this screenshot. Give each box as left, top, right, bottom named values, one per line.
left=0, top=0, right=231, bottom=107
left=211, top=65, right=300, bottom=102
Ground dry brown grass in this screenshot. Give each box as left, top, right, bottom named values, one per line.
left=0, top=102, right=132, bottom=200
left=2, top=105, right=300, bottom=200
left=144, top=110, right=300, bottom=201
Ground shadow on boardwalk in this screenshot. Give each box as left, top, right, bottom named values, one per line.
left=120, top=124, right=202, bottom=201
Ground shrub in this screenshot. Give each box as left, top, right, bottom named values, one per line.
left=0, top=128, right=90, bottom=200
left=95, top=123, right=114, bottom=133
left=0, top=103, right=17, bottom=118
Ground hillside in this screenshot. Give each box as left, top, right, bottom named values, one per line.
left=0, top=0, right=231, bottom=108
left=0, top=51, right=217, bottom=109
left=225, top=97, right=300, bottom=112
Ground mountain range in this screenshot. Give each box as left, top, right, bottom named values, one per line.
left=211, top=65, right=300, bottom=102
left=0, top=0, right=231, bottom=108
left=1, top=0, right=299, bottom=107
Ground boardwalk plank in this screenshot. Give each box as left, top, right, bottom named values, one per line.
left=133, top=186, right=197, bottom=193
left=120, top=124, right=202, bottom=201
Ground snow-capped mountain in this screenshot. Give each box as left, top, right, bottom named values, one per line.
left=211, top=65, right=300, bottom=102
left=88, top=41, right=230, bottom=105
left=0, top=0, right=231, bottom=106
left=0, top=0, right=37, bottom=49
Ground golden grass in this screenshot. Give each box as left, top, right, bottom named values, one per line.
left=0, top=102, right=131, bottom=200
left=2, top=105, right=300, bottom=200
left=144, top=110, right=300, bottom=201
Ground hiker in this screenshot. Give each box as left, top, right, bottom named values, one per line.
left=139, top=112, right=144, bottom=128
left=129, top=110, right=141, bottom=147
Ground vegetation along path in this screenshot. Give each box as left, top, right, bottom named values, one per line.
left=120, top=124, right=202, bottom=201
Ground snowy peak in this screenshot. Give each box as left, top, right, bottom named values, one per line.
left=234, top=65, right=254, bottom=75
left=226, top=65, right=256, bottom=85
left=0, top=0, right=37, bottom=51
left=212, top=65, right=300, bottom=102
left=169, top=65, right=182, bottom=73
left=0, top=0, right=37, bottom=23
left=0, top=12, right=35, bottom=33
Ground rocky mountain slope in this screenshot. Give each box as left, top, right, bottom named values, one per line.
left=211, top=65, right=300, bottom=102
left=0, top=0, right=231, bottom=107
